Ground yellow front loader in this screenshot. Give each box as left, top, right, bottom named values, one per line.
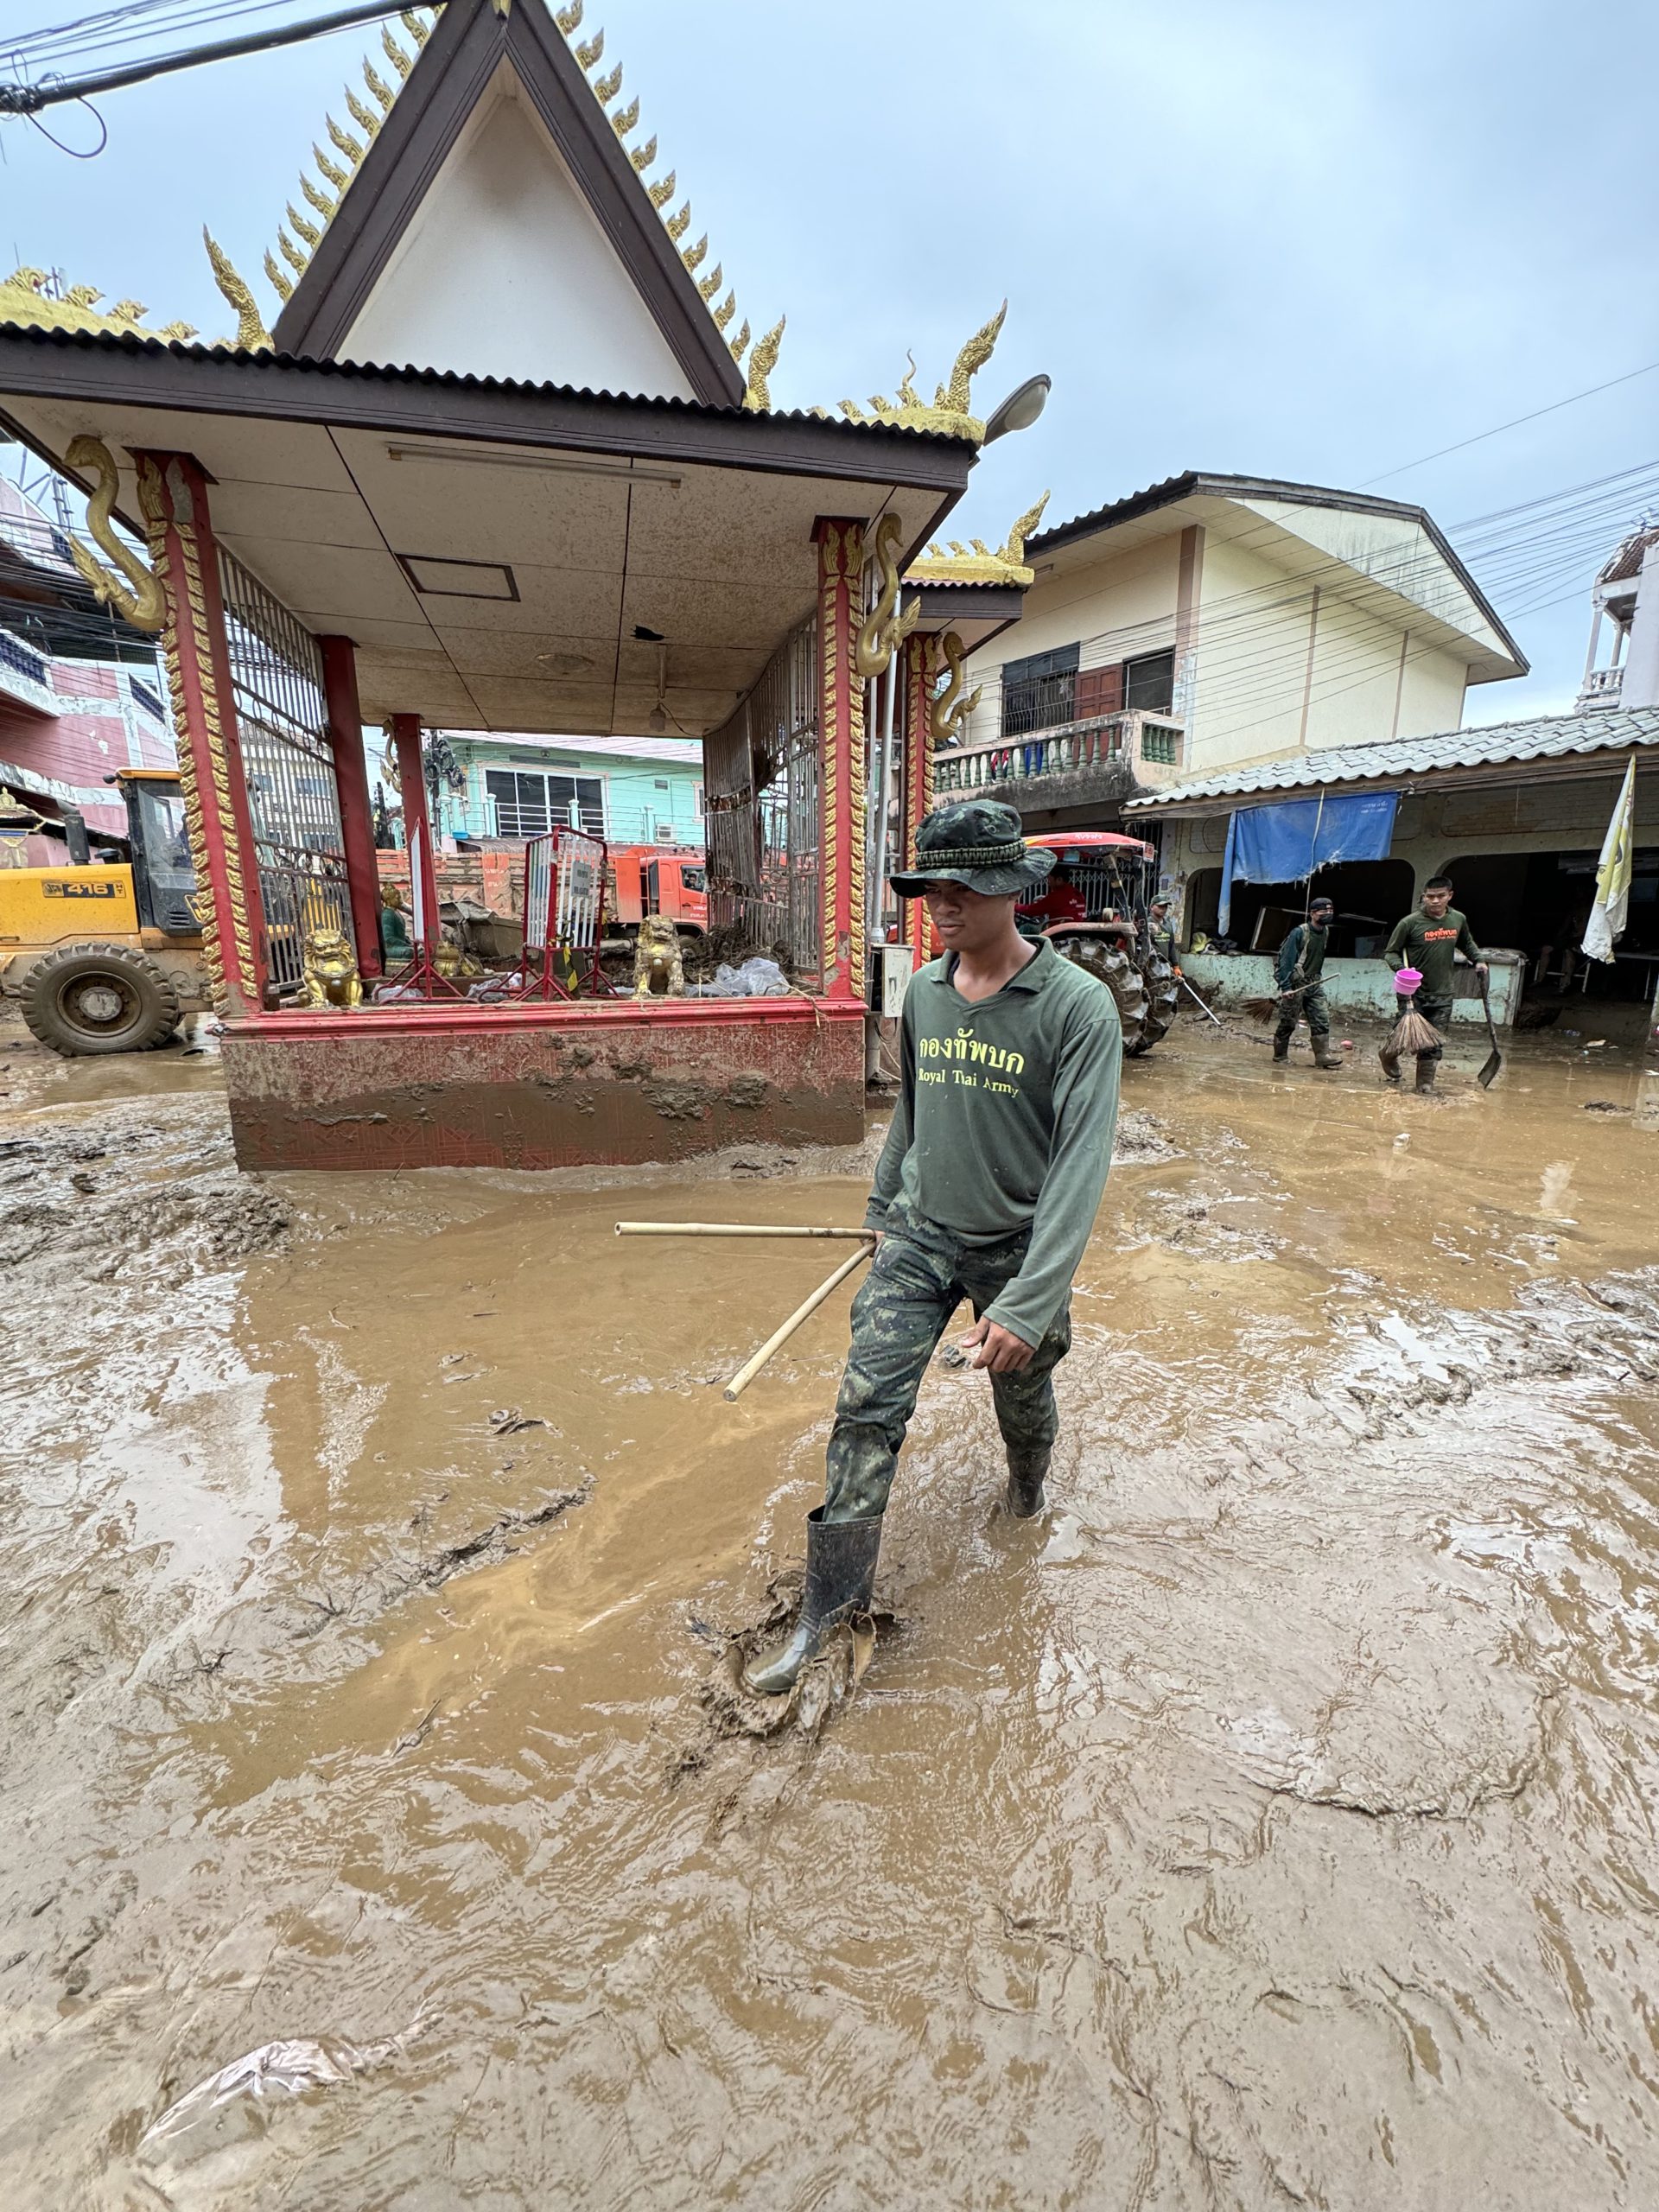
left=0, top=770, right=209, bottom=1054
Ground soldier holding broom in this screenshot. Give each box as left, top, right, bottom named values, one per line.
left=1380, top=876, right=1488, bottom=1093
left=743, top=801, right=1122, bottom=1698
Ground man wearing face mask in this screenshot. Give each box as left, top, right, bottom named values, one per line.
left=744, top=801, right=1122, bottom=1697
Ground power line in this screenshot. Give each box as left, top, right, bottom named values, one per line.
left=0, top=0, right=404, bottom=115
left=1359, top=359, right=1659, bottom=487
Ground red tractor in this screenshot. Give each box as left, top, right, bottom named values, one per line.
left=1017, top=830, right=1179, bottom=1056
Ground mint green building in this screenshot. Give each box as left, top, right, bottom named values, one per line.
left=440, top=733, right=704, bottom=849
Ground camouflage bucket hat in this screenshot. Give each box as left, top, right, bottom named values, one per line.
left=888, top=799, right=1056, bottom=899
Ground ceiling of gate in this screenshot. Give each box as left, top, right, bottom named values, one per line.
left=5, top=385, right=969, bottom=739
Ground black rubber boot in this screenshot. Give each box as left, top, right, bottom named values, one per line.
left=1005, top=1446, right=1050, bottom=1519
left=742, top=1507, right=882, bottom=1698
left=1272, top=1033, right=1290, bottom=1062
left=1311, top=1035, right=1340, bottom=1071
left=1379, top=1042, right=1402, bottom=1082
left=1414, top=1058, right=1437, bottom=1094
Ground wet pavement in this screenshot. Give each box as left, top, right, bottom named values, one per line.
left=3, top=1004, right=1659, bottom=2208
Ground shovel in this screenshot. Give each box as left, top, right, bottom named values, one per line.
left=1477, top=974, right=1503, bottom=1090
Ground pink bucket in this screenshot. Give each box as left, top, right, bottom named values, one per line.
left=1395, top=967, right=1423, bottom=995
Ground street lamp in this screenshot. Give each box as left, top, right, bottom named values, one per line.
left=982, top=372, right=1052, bottom=444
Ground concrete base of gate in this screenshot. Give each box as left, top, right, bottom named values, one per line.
left=219, top=996, right=868, bottom=1172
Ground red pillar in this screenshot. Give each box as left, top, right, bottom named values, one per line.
left=391, top=713, right=439, bottom=950
left=132, top=448, right=267, bottom=1014
left=813, top=517, right=866, bottom=1001
left=320, top=636, right=384, bottom=977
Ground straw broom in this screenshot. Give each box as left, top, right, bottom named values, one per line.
left=1386, top=967, right=1441, bottom=1056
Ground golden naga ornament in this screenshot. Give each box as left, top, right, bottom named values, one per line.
left=0, top=266, right=181, bottom=343
left=839, top=302, right=1008, bottom=442
left=929, top=631, right=982, bottom=750
left=298, top=926, right=364, bottom=1011
left=203, top=230, right=272, bottom=350
left=743, top=316, right=785, bottom=410
left=906, top=491, right=1052, bottom=588
left=855, top=514, right=923, bottom=679
left=63, top=436, right=167, bottom=633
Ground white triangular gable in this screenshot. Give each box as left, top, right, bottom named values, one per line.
left=340, top=63, right=696, bottom=399
left=1236, top=497, right=1515, bottom=666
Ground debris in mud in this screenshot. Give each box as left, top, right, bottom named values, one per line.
left=1136, top=1185, right=1283, bottom=1260
left=285, top=1485, right=592, bottom=1636
left=490, top=1406, right=547, bottom=1434
left=1112, top=1109, right=1176, bottom=1162
left=1582, top=1099, right=1628, bottom=1113
left=140, top=2018, right=431, bottom=2154
left=0, top=1098, right=287, bottom=1283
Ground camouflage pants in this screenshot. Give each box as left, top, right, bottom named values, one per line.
left=823, top=1197, right=1071, bottom=1522
left=1275, top=982, right=1330, bottom=1042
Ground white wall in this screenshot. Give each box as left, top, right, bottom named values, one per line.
left=1193, top=533, right=1471, bottom=772
left=960, top=534, right=1180, bottom=747
left=961, top=505, right=1479, bottom=780
left=344, top=77, right=696, bottom=400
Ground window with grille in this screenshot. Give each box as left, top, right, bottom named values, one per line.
left=486, top=769, right=604, bottom=839
left=1001, top=641, right=1079, bottom=738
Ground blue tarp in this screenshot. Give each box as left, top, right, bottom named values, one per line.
left=1218, top=792, right=1398, bottom=934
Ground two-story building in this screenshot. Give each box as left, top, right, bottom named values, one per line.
left=933, top=472, right=1528, bottom=832
left=431, top=731, right=703, bottom=849
left=0, top=477, right=175, bottom=849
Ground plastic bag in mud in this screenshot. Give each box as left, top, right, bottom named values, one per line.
left=139, top=2021, right=426, bottom=2156
left=697, top=957, right=790, bottom=999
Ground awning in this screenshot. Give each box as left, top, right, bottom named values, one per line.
left=1219, top=791, right=1397, bottom=933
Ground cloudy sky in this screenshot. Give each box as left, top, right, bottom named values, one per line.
left=4, top=0, right=1656, bottom=721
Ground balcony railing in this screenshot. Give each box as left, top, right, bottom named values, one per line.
left=1577, top=666, right=1624, bottom=709
left=935, top=710, right=1185, bottom=797
left=0, top=627, right=54, bottom=712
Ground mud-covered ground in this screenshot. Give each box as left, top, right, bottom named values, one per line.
left=3, top=1001, right=1659, bottom=2209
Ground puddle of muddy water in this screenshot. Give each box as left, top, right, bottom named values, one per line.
left=3, top=1013, right=1659, bottom=2207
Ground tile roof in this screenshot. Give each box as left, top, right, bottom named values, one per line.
left=1124, top=706, right=1659, bottom=810
left=1597, top=525, right=1659, bottom=588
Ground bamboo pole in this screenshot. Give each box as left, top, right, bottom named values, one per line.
left=614, top=1222, right=876, bottom=1240
left=722, top=1243, right=874, bottom=1402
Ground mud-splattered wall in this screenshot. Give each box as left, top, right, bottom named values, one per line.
left=220, top=1002, right=866, bottom=1172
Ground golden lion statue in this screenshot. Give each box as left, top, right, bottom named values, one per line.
left=298, top=925, right=362, bottom=1010
left=633, top=912, right=685, bottom=1001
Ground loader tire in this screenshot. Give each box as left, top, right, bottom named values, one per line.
left=1135, top=955, right=1180, bottom=1053
left=1052, top=936, right=1147, bottom=1055
left=22, top=943, right=181, bottom=1057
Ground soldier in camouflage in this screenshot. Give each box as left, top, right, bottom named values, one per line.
left=744, top=800, right=1122, bottom=1698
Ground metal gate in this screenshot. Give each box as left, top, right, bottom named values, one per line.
left=702, top=612, right=820, bottom=980
left=218, top=549, right=353, bottom=995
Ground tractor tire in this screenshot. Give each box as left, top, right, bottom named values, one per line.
left=1136, top=954, right=1181, bottom=1053
left=21, top=943, right=181, bottom=1057
left=1052, top=936, right=1147, bottom=1055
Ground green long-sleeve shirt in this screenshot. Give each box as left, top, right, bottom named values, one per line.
left=1274, top=921, right=1328, bottom=991
left=865, top=937, right=1122, bottom=1347
left=1383, top=906, right=1483, bottom=997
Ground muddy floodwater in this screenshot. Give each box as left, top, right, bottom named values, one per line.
left=4, top=1007, right=1659, bottom=2209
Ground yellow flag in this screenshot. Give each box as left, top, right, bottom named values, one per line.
left=1582, top=756, right=1636, bottom=963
